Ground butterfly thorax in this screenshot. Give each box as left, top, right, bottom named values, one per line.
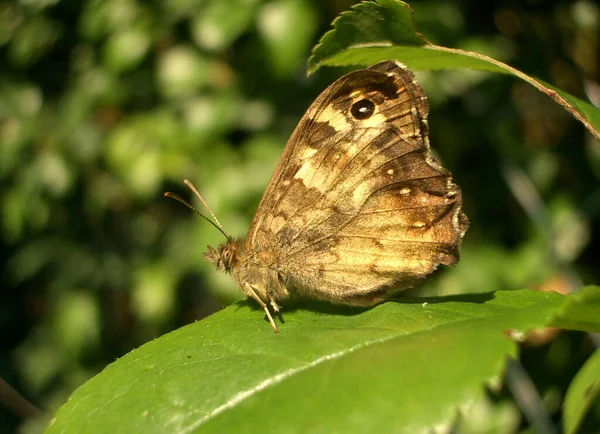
left=204, top=237, right=289, bottom=305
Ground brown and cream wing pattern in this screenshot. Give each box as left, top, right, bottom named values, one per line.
left=245, top=60, right=468, bottom=302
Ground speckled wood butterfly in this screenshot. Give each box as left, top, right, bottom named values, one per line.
left=168, top=60, right=468, bottom=332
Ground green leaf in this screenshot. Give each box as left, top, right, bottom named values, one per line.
left=308, top=0, right=600, bottom=142
left=309, top=0, right=424, bottom=67
left=550, top=286, right=600, bottom=333
left=46, top=286, right=600, bottom=433
left=564, top=349, right=600, bottom=434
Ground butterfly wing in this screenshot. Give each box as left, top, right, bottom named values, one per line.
left=246, top=60, right=468, bottom=305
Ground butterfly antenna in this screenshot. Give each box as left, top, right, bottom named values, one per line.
left=164, top=181, right=229, bottom=240
left=183, top=180, right=226, bottom=232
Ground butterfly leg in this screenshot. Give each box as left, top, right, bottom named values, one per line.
left=265, top=269, right=285, bottom=313
left=269, top=298, right=280, bottom=312
left=243, top=282, right=279, bottom=333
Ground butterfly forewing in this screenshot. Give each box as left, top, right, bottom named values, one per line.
left=244, top=60, right=468, bottom=305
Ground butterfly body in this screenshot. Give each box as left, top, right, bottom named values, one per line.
left=204, top=60, right=468, bottom=331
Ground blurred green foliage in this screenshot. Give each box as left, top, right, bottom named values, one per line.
left=0, top=0, right=599, bottom=433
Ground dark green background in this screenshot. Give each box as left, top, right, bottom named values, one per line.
left=1, top=0, right=598, bottom=432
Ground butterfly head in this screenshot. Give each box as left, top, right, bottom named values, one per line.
left=204, top=238, right=244, bottom=273
left=165, top=179, right=242, bottom=271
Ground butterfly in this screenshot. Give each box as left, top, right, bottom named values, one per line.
left=168, top=60, right=468, bottom=332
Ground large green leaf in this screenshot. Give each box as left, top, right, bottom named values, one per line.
left=308, top=0, right=600, bottom=142
left=46, top=286, right=600, bottom=433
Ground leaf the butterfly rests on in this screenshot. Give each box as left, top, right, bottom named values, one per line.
left=200, top=60, right=468, bottom=332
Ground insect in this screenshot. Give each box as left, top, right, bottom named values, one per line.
left=167, top=60, right=468, bottom=332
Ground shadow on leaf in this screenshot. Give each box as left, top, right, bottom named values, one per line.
left=232, top=290, right=498, bottom=322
